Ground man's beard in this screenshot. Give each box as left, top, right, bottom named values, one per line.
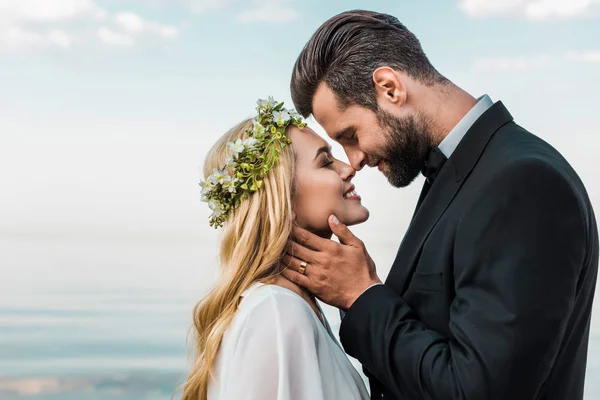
left=374, top=110, right=433, bottom=188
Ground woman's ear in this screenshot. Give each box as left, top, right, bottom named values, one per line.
left=292, top=211, right=297, bottom=221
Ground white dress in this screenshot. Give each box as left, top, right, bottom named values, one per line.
left=207, top=283, right=370, bottom=400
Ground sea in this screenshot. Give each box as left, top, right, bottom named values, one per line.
left=1, top=235, right=599, bottom=400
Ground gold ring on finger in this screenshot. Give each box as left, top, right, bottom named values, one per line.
left=299, top=261, right=308, bottom=275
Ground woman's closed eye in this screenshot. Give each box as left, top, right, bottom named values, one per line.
left=320, top=154, right=334, bottom=169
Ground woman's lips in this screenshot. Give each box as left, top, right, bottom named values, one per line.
left=344, top=189, right=361, bottom=201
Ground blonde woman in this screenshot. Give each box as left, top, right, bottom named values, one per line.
left=180, top=98, right=370, bottom=400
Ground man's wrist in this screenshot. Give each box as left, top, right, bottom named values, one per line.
left=360, top=282, right=384, bottom=298
left=345, top=280, right=383, bottom=310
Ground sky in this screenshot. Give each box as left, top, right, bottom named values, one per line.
left=1, top=0, right=599, bottom=322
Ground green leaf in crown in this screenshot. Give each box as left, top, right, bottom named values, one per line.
left=199, top=96, right=307, bottom=228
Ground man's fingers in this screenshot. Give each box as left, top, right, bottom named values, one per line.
left=281, top=253, right=296, bottom=270
left=281, top=253, right=309, bottom=274
left=281, top=268, right=312, bottom=290
left=329, top=214, right=361, bottom=247
left=286, top=240, right=318, bottom=263
left=292, top=224, right=332, bottom=251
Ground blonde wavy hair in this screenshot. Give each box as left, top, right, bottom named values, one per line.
left=178, top=118, right=296, bottom=400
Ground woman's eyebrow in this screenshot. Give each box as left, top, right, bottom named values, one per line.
left=314, top=145, right=333, bottom=161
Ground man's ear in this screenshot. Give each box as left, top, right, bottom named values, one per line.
left=372, top=67, right=407, bottom=108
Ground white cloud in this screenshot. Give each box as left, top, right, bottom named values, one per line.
left=0, top=26, right=43, bottom=48
left=566, top=50, right=600, bottom=63
left=113, top=12, right=180, bottom=39
left=97, top=27, right=135, bottom=47
left=471, top=50, right=600, bottom=72
left=0, top=1, right=179, bottom=51
left=158, top=26, right=180, bottom=39
left=459, top=0, right=600, bottom=20
left=114, top=12, right=145, bottom=33
left=236, top=1, right=299, bottom=23
left=188, top=0, right=240, bottom=13
left=184, top=0, right=299, bottom=23
left=0, top=0, right=104, bottom=23
left=0, top=0, right=95, bottom=49
left=48, top=30, right=73, bottom=49
left=471, top=54, right=550, bottom=72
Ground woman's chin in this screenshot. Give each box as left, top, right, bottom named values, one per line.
left=341, top=207, right=370, bottom=226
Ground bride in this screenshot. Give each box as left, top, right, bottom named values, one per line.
left=180, top=97, right=370, bottom=400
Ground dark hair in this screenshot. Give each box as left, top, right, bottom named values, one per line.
left=290, top=10, right=447, bottom=117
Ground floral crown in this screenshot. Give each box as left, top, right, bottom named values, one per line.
left=199, top=97, right=307, bottom=228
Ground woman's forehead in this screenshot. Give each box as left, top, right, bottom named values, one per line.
left=289, top=126, right=328, bottom=148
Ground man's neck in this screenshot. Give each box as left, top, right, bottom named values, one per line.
left=419, top=84, right=478, bottom=146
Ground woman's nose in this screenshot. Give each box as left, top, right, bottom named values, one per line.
left=336, top=160, right=356, bottom=181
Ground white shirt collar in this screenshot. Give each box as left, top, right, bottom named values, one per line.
left=438, top=94, right=494, bottom=158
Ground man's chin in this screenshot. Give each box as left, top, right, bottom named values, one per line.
left=383, top=166, right=420, bottom=188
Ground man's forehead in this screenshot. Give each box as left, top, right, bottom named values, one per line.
left=312, top=83, right=345, bottom=133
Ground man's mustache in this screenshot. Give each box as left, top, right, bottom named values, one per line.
left=365, top=154, right=384, bottom=169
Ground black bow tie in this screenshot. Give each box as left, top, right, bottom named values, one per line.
left=421, top=147, right=447, bottom=184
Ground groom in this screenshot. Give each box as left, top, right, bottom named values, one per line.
left=282, top=10, right=599, bottom=400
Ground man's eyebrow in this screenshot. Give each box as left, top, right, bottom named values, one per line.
left=314, top=145, right=333, bottom=161
left=333, top=126, right=356, bottom=141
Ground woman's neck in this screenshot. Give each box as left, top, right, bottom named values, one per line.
left=269, top=225, right=333, bottom=322
left=271, top=275, right=314, bottom=301
left=270, top=275, right=325, bottom=324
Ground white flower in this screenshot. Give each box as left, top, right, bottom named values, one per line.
left=288, top=109, right=302, bottom=121
left=244, top=137, right=259, bottom=149
left=209, top=200, right=225, bottom=219
left=272, top=110, right=291, bottom=126
left=200, top=179, right=213, bottom=191
left=199, top=180, right=213, bottom=202
left=224, top=157, right=236, bottom=172
left=209, top=168, right=229, bottom=185
left=208, top=168, right=219, bottom=184
left=208, top=199, right=220, bottom=211
left=252, top=119, right=266, bottom=137
left=211, top=209, right=224, bottom=219
left=228, top=138, right=245, bottom=158
left=222, top=176, right=237, bottom=193
left=256, top=96, right=277, bottom=110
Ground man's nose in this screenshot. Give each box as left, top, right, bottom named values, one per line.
left=347, top=149, right=366, bottom=171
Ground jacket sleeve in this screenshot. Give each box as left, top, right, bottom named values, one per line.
left=339, top=159, right=587, bottom=400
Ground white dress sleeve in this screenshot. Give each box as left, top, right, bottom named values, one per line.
left=219, top=290, right=328, bottom=400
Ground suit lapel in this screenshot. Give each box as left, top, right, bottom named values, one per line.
left=386, top=159, right=462, bottom=294
left=411, top=181, right=430, bottom=223
left=385, top=102, right=514, bottom=295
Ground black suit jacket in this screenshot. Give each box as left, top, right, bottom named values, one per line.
left=340, top=102, right=599, bottom=400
